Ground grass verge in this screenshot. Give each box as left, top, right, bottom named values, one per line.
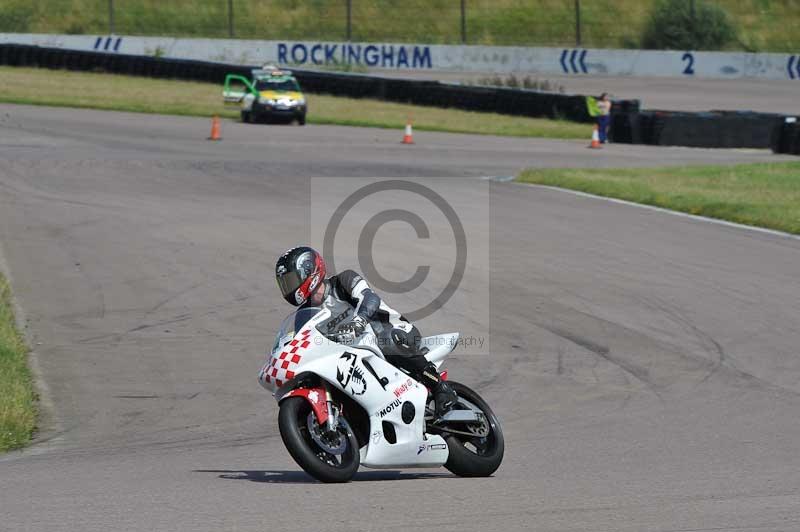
left=0, top=273, right=37, bottom=452
left=517, top=163, right=800, bottom=235
left=0, top=67, right=589, bottom=140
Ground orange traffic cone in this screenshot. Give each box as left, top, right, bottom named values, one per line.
left=402, top=120, right=414, bottom=144
left=208, top=115, right=222, bottom=141
left=588, top=124, right=601, bottom=149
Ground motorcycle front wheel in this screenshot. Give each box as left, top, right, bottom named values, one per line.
left=440, top=381, right=504, bottom=477
left=278, top=397, right=360, bottom=483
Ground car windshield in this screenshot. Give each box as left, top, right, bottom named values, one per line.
left=256, top=79, right=300, bottom=92
left=272, top=306, right=321, bottom=354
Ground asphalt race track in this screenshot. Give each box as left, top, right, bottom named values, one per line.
left=1, top=104, right=800, bottom=532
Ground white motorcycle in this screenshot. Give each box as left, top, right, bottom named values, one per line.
left=259, top=302, right=504, bottom=483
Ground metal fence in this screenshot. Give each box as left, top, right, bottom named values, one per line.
left=63, top=0, right=633, bottom=47
left=5, top=1, right=798, bottom=51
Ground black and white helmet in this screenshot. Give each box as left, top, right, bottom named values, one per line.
left=275, top=246, right=326, bottom=306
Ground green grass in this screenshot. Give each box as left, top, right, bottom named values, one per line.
left=0, top=66, right=590, bottom=139
left=517, top=163, right=800, bottom=235
left=0, top=0, right=798, bottom=51
left=0, top=273, right=37, bottom=452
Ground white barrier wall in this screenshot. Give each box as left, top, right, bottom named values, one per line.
left=2, top=33, right=799, bottom=81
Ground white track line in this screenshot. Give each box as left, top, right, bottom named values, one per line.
left=490, top=177, right=800, bottom=242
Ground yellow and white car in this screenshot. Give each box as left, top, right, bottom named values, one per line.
left=224, top=66, right=307, bottom=125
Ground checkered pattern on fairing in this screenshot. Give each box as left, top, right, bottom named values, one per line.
left=261, top=328, right=313, bottom=388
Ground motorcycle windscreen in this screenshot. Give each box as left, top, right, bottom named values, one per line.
left=272, top=306, right=322, bottom=354
left=293, top=307, right=320, bottom=333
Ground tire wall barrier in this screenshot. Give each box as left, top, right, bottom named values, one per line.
left=771, top=121, right=800, bottom=155
left=610, top=110, right=791, bottom=149
left=0, top=43, right=795, bottom=153
left=0, top=43, right=631, bottom=124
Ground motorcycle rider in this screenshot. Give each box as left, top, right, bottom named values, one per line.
left=275, top=246, right=457, bottom=416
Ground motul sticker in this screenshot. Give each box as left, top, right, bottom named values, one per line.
left=379, top=398, right=401, bottom=418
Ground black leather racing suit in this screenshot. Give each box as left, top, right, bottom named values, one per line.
left=314, top=269, right=429, bottom=375
left=310, top=269, right=457, bottom=414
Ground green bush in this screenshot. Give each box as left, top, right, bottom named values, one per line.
left=0, top=3, right=34, bottom=32
left=642, top=0, right=737, bottom=50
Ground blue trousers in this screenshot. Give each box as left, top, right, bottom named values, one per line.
left=598, top=115, right=610, bottom=143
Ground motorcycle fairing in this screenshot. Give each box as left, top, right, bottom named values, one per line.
left=263, top=306, right=450, bottom=468
left=297, top=347, right=450, bottom=468
left=259, top=326, right=315, bottom=390
left=422, top=333, right=460, bottom=368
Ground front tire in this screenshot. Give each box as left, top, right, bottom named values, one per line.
left=278, top=397, right=360, bottom=483
left=442, top=381, right=504, bottom=477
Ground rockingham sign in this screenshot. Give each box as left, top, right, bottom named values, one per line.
left=1, top=33, right=798, bottom=81
left=277, top=42, right=432, bottom=69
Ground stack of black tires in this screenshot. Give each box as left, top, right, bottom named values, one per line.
left=610, top=110, right=791, bottom=150
left=771, top=120, right=800, bottom=155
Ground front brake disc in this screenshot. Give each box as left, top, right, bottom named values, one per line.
left=307, top=412, right=348, bottom=455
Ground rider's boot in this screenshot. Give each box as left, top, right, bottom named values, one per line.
left=420, top=363, right=457, bottom=417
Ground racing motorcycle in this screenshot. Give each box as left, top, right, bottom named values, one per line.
left=259, top=301, right=504, bottom=483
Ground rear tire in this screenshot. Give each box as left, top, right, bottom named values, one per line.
left=278, top=397, right=360, bottom=483
left=297, top=114, right=306, bottom=126
left=442, top=381, right=504, bottom=477
left=241, top=110, right=251, bottom=123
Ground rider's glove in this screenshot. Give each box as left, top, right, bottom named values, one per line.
left=350, top=315, right=368, bottom=337
left=335, top=331, right=357, bottom=345
left=334, top=315, right=368, bottom=344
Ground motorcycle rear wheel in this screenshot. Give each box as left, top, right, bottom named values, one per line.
left=278, top=397, right=360, bottom=483
left=441, top=381, right=504, bottom=477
